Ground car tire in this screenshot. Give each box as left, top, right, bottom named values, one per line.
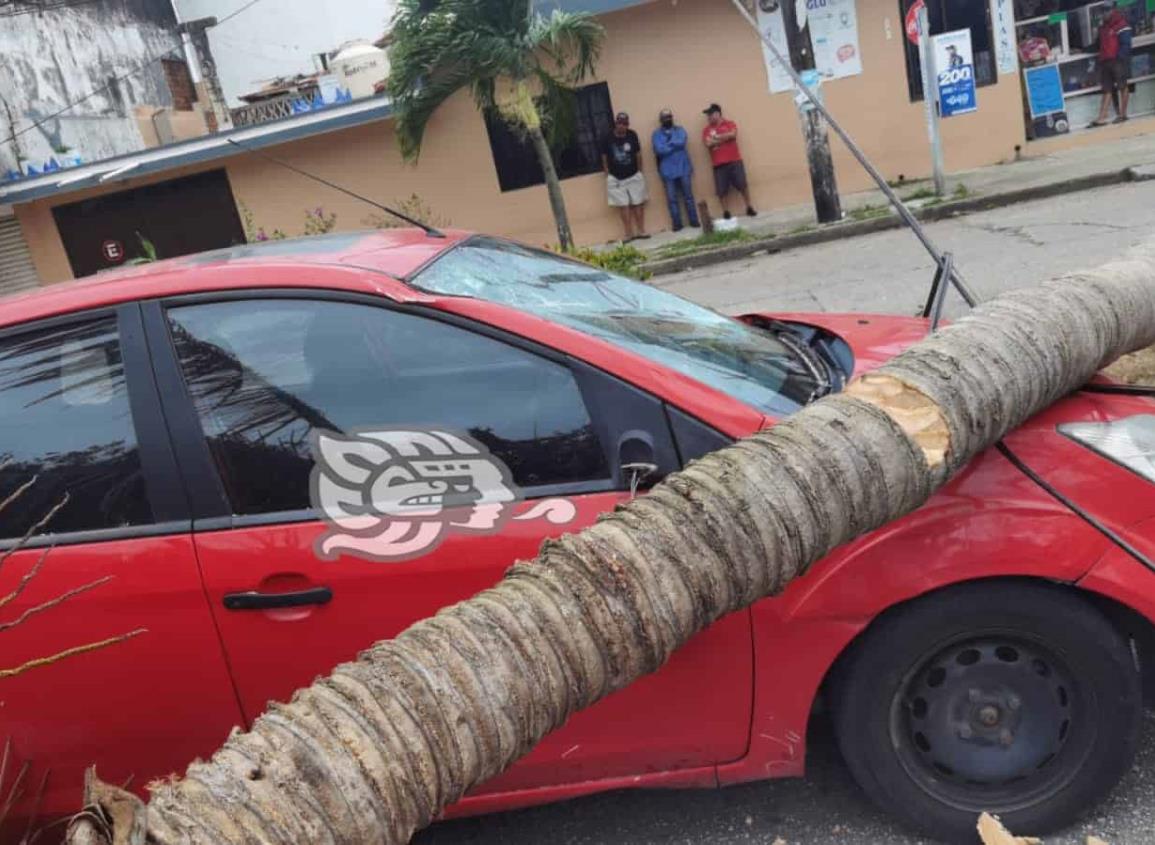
left=833, top=580, right=1141, bottom=844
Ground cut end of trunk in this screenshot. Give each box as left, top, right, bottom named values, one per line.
left=64, top=769, right=147, bottom=845
left=844, top=373, right=951, bottom=469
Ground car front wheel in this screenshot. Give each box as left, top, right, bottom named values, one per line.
left=833, top=581, right=1142, bottom=844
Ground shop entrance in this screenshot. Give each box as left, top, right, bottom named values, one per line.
left=1016, top=0, right=1154, bottom=137
left=53, top=169, right=246, bottom=278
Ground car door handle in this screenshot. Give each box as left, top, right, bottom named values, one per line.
left=222, top=586, right=333, bottom=611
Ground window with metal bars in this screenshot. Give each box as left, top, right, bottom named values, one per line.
left=484, top=82, right=614, bottom=193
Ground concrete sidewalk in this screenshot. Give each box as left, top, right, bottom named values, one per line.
left=638, top=128, right=1155, bottom=275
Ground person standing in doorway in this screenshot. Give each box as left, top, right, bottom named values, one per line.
left=702, top=103, right=756, bottom=220
left=652, top=108, right=700, bottom=232
left=1089, top=3, right=1133, bottom=126
left=603, top=112, right=649, bottom=241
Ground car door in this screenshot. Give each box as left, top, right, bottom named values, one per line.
left=0, top=306, right=242, bottom=832
left=144, top=290, right=753, bottom=790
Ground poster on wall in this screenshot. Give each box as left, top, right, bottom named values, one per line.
left=756, top=0, right=863, bottom=94
left=932, top=29, right=978, bottom=116
left=989, top=0, right=1019, bottom=75
left=755, top=0, right=795, bottom=93
left=807, top=0, right=864, bottom=80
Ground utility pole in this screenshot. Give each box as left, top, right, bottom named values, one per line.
left=778, top=0, right=841, bottom=222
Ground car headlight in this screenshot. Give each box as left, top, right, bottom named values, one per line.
left=1060, top=415, right=1155, bottom=483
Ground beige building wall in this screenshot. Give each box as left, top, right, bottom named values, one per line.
left=13, top=0, right=1155, bottom=286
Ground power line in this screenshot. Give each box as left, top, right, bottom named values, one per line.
left=1, top=0, right=267, bottom=152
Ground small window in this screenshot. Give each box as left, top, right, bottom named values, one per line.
left=485, top=82, right=615, bottom=192
left=0, top=318, right=152, bottom=539
left=166, top=299, right=610, bottom=516
left=899, top=0, right=997, bottom=101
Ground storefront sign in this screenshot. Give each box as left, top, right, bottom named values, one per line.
left=758, top=0, right=863, bottom=93
left=932, top=29, right=978, bottom=116
left=1024, top=63, right=1065, bottom=118
left=101, top=240, right=125, bottom=263
left=905, top=0, right=924, bottom=45
left=990, top=0, right=1019, bottom=75
left=807, top=0, right=863, bottom=79
left=756, top=0, right=794, bottom=92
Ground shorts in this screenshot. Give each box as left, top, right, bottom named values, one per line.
left=607, top=172, right=648, bottom=207
left=713, top=160, right=748, bottom=196
left=1101, top=57, right=1130, bottom=92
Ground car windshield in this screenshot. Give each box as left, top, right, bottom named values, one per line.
left=412, top=237, right=823, bottom=416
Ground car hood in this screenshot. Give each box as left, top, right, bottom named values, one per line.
left=746, top=311, right=932, bottom=377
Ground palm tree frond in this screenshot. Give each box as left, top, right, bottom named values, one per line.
left=534, top=71, right=578, bottom=150
left=529, top=10, right=605, bottom=84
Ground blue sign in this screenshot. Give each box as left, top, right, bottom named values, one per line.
left=937, top=64, right=977, bottom=116
left=1024, top=63, right=1065, bottom=118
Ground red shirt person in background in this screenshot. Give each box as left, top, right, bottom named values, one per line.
left=702, top=103, right=756, bottom=220
left=1089, top=4, right=1133, bottom=127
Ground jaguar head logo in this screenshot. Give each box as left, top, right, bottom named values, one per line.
left=310, top=428, right=574, bottom=562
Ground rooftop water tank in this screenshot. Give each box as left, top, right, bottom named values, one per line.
left=329, top=40, right=390, bottom=99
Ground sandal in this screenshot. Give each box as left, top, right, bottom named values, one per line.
left=1086, top=120, right=1108, bottom=128
left=1113, top=115, right=1129, bottom=123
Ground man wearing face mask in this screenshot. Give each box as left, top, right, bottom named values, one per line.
left=652, top=108, right=700, bottom=232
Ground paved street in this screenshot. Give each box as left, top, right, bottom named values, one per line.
left=655, top=180, right=1155, bottom=320
left=415, top=181, right=1155, bottom=845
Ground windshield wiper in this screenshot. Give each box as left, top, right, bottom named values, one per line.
left=772, top=329, right=832, bottom=403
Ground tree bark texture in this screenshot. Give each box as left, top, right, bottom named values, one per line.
left=68, top=251, right=1155, bottom=844
left=526, top=123, right=573, bottom=252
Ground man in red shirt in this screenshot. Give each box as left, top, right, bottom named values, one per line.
left=1088, top=4, right=1133, bottom=127
left=702, top=103, right=756, bottom=220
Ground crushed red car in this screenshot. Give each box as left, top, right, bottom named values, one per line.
left=2, top=229, right=1153, bottom=843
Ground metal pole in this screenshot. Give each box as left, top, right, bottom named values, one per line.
left=726, top=0, right=978, bottom=306
left=916, top=7, right=946, bottom=196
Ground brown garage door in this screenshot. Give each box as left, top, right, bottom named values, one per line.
left=52, top=169, right=247, bottom=278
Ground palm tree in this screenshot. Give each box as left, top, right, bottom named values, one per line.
left=66, top=250, right=1155, bottom=845
left=387, top=0, right=604, bottom=251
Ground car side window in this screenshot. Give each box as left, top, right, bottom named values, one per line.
left=0, top=317, right=152, bottom=539
left=165, top=299, right=610, bottom=516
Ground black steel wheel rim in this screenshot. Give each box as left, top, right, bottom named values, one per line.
left=888, top=630, right=1094, bottom=811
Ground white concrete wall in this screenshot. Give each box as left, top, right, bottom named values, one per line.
left=0, top=0, right=180, bottom=175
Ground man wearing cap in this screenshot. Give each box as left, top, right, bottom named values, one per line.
left=602, top=112, right=649, bottom=241
left=652, top=108, right=700, bottom=232
left=702, top=103, right=756, bottom=220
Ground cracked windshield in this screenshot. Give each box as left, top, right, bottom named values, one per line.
left=413, top=237, right=823, bottom=416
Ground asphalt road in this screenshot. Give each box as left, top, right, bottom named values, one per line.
left=414, top=181, right=1155, bottom=845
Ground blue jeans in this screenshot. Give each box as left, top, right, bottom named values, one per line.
left=663, top=175, right=699, bottom=229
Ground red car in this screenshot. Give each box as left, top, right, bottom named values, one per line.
left=2, top=230, right=1153, bottom=843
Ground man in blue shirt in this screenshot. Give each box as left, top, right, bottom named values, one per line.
left=652, top=108, right=700, bottom=231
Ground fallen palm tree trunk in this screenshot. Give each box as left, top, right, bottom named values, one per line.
left=69, top=250, right=1155, bottom=845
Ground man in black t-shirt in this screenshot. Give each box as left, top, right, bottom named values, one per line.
left=602, top=112, right=649, bottom=241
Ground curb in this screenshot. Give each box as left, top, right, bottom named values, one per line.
left=641, top=167, right=1140, bottom=278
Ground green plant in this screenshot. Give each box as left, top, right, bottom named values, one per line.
left=363, top=194, right=451, bottom=230
left=238, top=201, right=259, bottom=243
left=388, top=0, right=604, bottom=251
left=653, top=228, right=757, bottom=260
left=952, top=183, right=971, bottom=199
left=559, top=243, right=651, bottom=279
left=847, top=204, right=889, bottom=222
left=125, top=232, right=159, bottom=265
left=304, top=206, right=338, bottom=236
left=900, top=187, right=938, bottom=202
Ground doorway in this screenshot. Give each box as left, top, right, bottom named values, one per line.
left=53, top=169, right=246, bottom=278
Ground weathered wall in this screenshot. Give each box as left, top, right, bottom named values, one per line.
left=12, top=0, right=1155, bottom=284
left=0, top=0, right=181, bottom=175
